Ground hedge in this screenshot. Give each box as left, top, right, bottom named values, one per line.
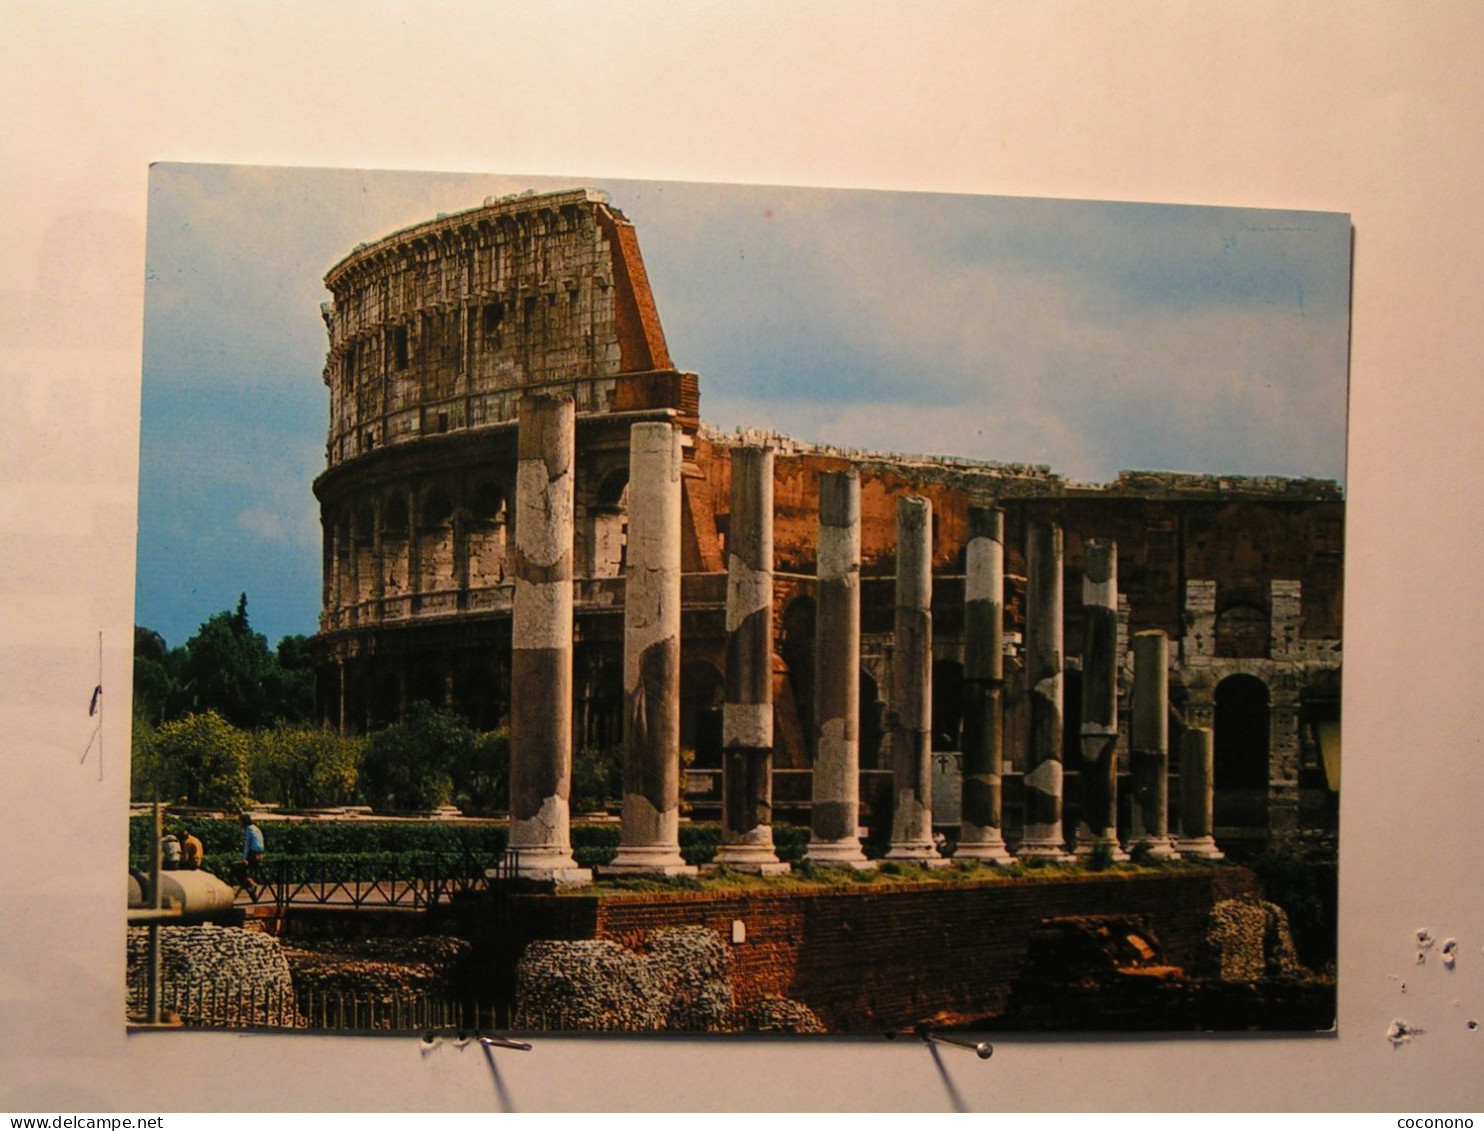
left=128, top=817, right=812, bottom=872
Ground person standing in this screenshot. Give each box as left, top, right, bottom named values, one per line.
left=234, top=813, right=265, bottom=899
left=179, top=828, right=203, bottom=870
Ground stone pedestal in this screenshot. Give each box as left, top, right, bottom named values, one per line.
left=1019, top=519, right=1072, bottom=860
left=1175, top=726, right=1224, bottom=859
left=1074, top=538, right=1128, bottom=861
left=886, top=495, right=947, bottom=866
left=806, top=470, right=874, bottom=870
left=713, top=446, right=789, bottom=875
left=508, top=394, right=590, bottom=884
left=955, top=506, right=1014, bottom=865
left=604, top=422, right=696, bottom=876
left=1129, top=629, right=1180, bottom=860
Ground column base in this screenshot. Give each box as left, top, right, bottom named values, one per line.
left=885, top=842, right=952, bottom=868
left=1072, top=832, right=1130, bottom=862
left=705, top=859, right=793, bottom=876
left=495, top=848, right=592, bottom=887
left=1128, top=836, right=1182, bottom=860
left=803, top=840, right=878, bottom=871
left=1173, top=836, right=1224, bottom=860
left=600, top=846, right=697, bottom=877
left=1016, top=838, right=1074, bottom=862
left=956, top=823, right=1016, bottom=865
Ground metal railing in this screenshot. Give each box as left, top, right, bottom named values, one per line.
left=231, top=850, right=496, bottom=909
left=127, top=975, right=485, bottom=1032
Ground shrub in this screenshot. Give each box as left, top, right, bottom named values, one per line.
left=249, top=725, right=363, bottom=810
left=151, top=711, right=251, bottom=811
left=359, top=704, right=469, bottom=812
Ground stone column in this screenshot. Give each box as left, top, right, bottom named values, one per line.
left=1020, top=519, right=1071, bottom=859
left=506, top=393, right=589, bottom=884
left=955, top=506, right=1014, bottom=864
left=887, top=495, right=946, bottom=865
left=806, top=470, right=874, bottom=869
left=714, top=447, right=788, bottom=874
left=1074, top=539, right=1128, bottom=859
left=1129, top=629, right=1180, bottom=859
left=1175, top=725, right=1224, bottom=859
left=605, top=422, right=696, bottom=875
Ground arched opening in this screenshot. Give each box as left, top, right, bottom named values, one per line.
left=1214, top=673, right=1271, bottom=830
left=381, top=494, right=411, bottom=600
left=932, top=659, right=964, bottom=752
left=590, top=469, right=629, bottom=578
left=779, top=597, right=817, bottom=762
left=859, top=670, right=885, bottom=770
left=418, top=485, right=455, bottom=595
left=1215, top=603, right=1270, bottom=659
left=680, top=660, right=725, bottom=769
left=467, top=479, right=508, bottom=589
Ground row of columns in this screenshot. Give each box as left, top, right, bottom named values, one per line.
left=503, top=393, right=1221, bottom=884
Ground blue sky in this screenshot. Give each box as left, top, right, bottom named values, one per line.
left=137, top=164, right=1351, bottom=649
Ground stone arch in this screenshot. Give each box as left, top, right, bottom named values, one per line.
left=680, top=659, right=725, bottom=769
left=1215, top=602, right=1270, bottom=659
left=417, top=483, right=456, bottom=593
left=589, top=468, right=630, bottom=578
left=466, top=478, right=509, bottom=588
left=1214, top=672, right=1271, bottom=830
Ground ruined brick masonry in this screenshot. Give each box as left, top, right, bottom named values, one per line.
left=311, top=188, right=1343, bottom=850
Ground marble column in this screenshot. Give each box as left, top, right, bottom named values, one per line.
left=1074, top=538, right=1128, bottom=859
left=955, top=506, right=1014, bottom=864
left=714, top=447, right=788, bottom=873
left=1019, top=519, right=1072, bottom=859
left=506, top=393, right=589, bottom=884
left=1129, top=629, right=1180, bottom=859
left=886, top=495, right=946, bottom=865
left=605, top=421, right=696, bottom=875
left=1175, top=725, right=1224, bottom=859
left=805, top=470, right=874, bottom=869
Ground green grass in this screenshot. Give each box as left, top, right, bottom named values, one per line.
left=561, top=855, right=1229, bottom=897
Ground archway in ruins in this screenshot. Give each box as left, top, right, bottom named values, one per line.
left=1213, top=672, right=1271, bottom=830
left=679, top=659, right=724, bottom=769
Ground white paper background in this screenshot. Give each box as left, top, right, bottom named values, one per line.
left=3, top=1, right=1481, bottom=1113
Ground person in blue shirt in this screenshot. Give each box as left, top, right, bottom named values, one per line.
left=233, top=813, right=265, bottom=899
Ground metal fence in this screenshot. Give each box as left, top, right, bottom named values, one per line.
left=231, top=849, right=518, bottom=908
left=127, top=974, right=487, bottom=1032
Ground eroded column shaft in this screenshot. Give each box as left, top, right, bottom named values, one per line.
left=956, top=506, right=1014, bottom=863
left=887, top=495, right=942, bottom=863
left=1130, top=629, right=1180, bottom=858
left=1176, top=725, right=1224, bottom=859
left=508, top=394, right=587, bottom=883
left=806, top=470, right=872, bottom=869
left=715, top=447, right=786, bottom=872
left=1020, top=519, right=1070, bottom=858
left=1076, top=538, right=1127, bottom=859
left=607, top=421, right=695, bottom=875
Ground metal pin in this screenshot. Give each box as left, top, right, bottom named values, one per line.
left=480, top=1035, right=533, bottom=1051
left=922, top=1030, right=994, bottom=1059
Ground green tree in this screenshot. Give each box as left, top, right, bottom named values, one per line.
left=153, top=710, right=252, bottom=811
left=179, top=594, right=276, bottom=729
left=452, top=728, right=510, bottom=815
left=359, top=704, right=472, bottom=812
left=132, top=625, right=187, bottom=725
left=250, top=725, right=362, bottom=810
left=130, top=713, right=163, bottom=801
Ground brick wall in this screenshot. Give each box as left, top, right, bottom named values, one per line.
left=504, top=868, right=1256, bottom=1032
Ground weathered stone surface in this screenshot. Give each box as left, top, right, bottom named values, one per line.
left=957, top=506, right=1012, bottom=863
left=1206, top=898, right=1309, bottom=982
left=126, top=925, right=299, bottom=1027
left=513, top=925, right=819, bottom=1032
left=1020, top=519, right=1070, bottom=859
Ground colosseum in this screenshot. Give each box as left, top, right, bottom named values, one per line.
left=312, top=187, right=1342, bottom=856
